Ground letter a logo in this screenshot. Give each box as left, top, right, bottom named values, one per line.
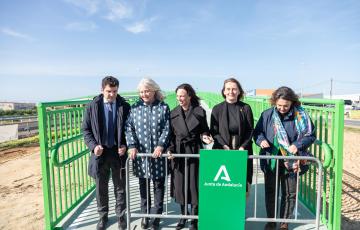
left=214, top=165, right=231, bottom=182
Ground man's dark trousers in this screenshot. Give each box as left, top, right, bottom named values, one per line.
left=95, top=146, right=126, bottom=219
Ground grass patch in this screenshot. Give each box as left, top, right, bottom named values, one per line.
left=0, top=108, right=37, bottom=116
left=0, top=135, right=39, bottom=150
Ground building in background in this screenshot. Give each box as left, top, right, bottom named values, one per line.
left=326, top=94, right=360, bottom=103
left=246, top=89, right=323, bottom=99
left=246, top=89, right=274, bottom=97
left=0, top=102, right=36, bottom=111
left=301, top=93, right=324, bottom=99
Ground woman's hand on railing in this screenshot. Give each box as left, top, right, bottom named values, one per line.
left=152, top=146, right=163, bottom=158
left=167, top=151, right=174, bottom=160
left=284, top=160, right=300, bottom=173
left=288, top=144, right=298, bottom=154
left=128, top=148, right=138, bottom=160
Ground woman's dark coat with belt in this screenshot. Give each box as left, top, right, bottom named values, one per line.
left=169, top=105, right=210, bottom=205
left=210, top=101, right=254, bottom=185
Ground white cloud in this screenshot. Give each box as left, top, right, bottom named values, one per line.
left=65, top=21, right=98, bottom=31
left=1, top=28, right=33, bottom=41
left=125, top=17, right=157, bottom=34
left=63, top=0, right=156, bottom=33
left=104, top=0, right=132, bottom=21
left=125, top=22, right=147, bottom=34
left=65, top=0, right=99, bottom=14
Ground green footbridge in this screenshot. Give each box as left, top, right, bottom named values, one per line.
left=37, top=92, right=344, bottom=230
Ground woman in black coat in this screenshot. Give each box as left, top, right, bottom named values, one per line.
left=210, top=77, right=254, bottom=195
left=168, top=83, right=213, bottom=230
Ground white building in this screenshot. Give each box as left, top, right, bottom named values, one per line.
left=0, top=102, right=36, bottom=111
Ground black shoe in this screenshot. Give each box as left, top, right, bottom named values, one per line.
left=189, top=220, right=197, bottom=230
left=175, top=219, right=186, bottom=230
left=118, top=216, right=127, bottom=230
left=264, top=222, right=276, bottom=230
left=150, top=218, right=160, bottom=230
left=141, top=217, right=149, bottom=229
left=97, top=216, right=108, bottom=230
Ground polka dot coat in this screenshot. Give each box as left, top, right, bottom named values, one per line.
left=125, top=99, right=171, bottom=179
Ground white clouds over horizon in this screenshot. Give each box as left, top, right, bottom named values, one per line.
left=1, top=28, right=33, bottom=41
left=64, top=0, right=156, bottom=34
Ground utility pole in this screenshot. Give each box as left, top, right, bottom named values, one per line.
left=330, top=78, right=333, bottom=99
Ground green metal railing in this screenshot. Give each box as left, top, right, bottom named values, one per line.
left=164, top=92, right=178, bottom=109
left=38, top=100, right=94, bottom=230
left=199, top=92, right=343, bottom=230
left=38, top=93, right=179, bottom=229
left=39, top=92, right=343, bottom=230
left=198, top=92, right=224, bottom=108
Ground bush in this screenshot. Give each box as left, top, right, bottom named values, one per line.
left=0, top=135, right=39, bottom=150
left=0, top=108, right=37, bottom=116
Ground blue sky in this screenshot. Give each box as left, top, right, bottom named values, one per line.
left=1, top=0, right=360, bottom=102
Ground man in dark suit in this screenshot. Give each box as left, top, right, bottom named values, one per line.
left=82, top=76, right=130, bottom=230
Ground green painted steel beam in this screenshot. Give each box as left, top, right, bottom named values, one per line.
left=37, top=103, right=53, bottom=230
left=314, top=140, right=333, bottom=169
left=50, top=134, right=89, bottom=167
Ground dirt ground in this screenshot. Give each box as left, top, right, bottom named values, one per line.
left=0, top=130, right=359, bottom=230
left=0, top=146, right=43, bottom=230
left=340, top=129, right=360, bottom=230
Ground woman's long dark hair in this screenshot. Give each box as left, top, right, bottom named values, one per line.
left=175, top=83, right=200, bottom=107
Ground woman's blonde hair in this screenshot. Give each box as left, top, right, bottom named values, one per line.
left=137, top=77, right=165, bottom=101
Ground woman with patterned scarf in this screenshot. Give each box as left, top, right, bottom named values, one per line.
left=253, top=86, right=316, bottom=230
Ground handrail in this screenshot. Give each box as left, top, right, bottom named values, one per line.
left=50, top=137, right=333, bottom=168
left=314, top=139, right=333, bottom=169
left=51, top=134, right=88, bottom=167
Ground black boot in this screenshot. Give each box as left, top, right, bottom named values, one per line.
left=141, top=217, right=149, bottom=229
left=189, top=220, right=198, bottom=230
left=118, top=216, right=126, bottom=230
left=176, top=204, right=188, bottom=229
left=176, top=218, right=186, bottom=230
left=150, top=218, right=160, bottom=230
left=264, top=222, right=276, bottom=230
left=189, top=205, right=198, bottom=230
left=97, top=216, right=108, bottom=230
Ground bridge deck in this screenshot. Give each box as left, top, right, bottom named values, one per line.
left=58, top=172, right=326, bottom=230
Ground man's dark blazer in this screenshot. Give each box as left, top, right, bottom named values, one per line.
left=82, top=94, right=130, bottom=178
left=210, top=100, right=254, bottom=184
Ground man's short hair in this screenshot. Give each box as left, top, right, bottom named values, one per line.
left=102, top=76, right=119, bottom=89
